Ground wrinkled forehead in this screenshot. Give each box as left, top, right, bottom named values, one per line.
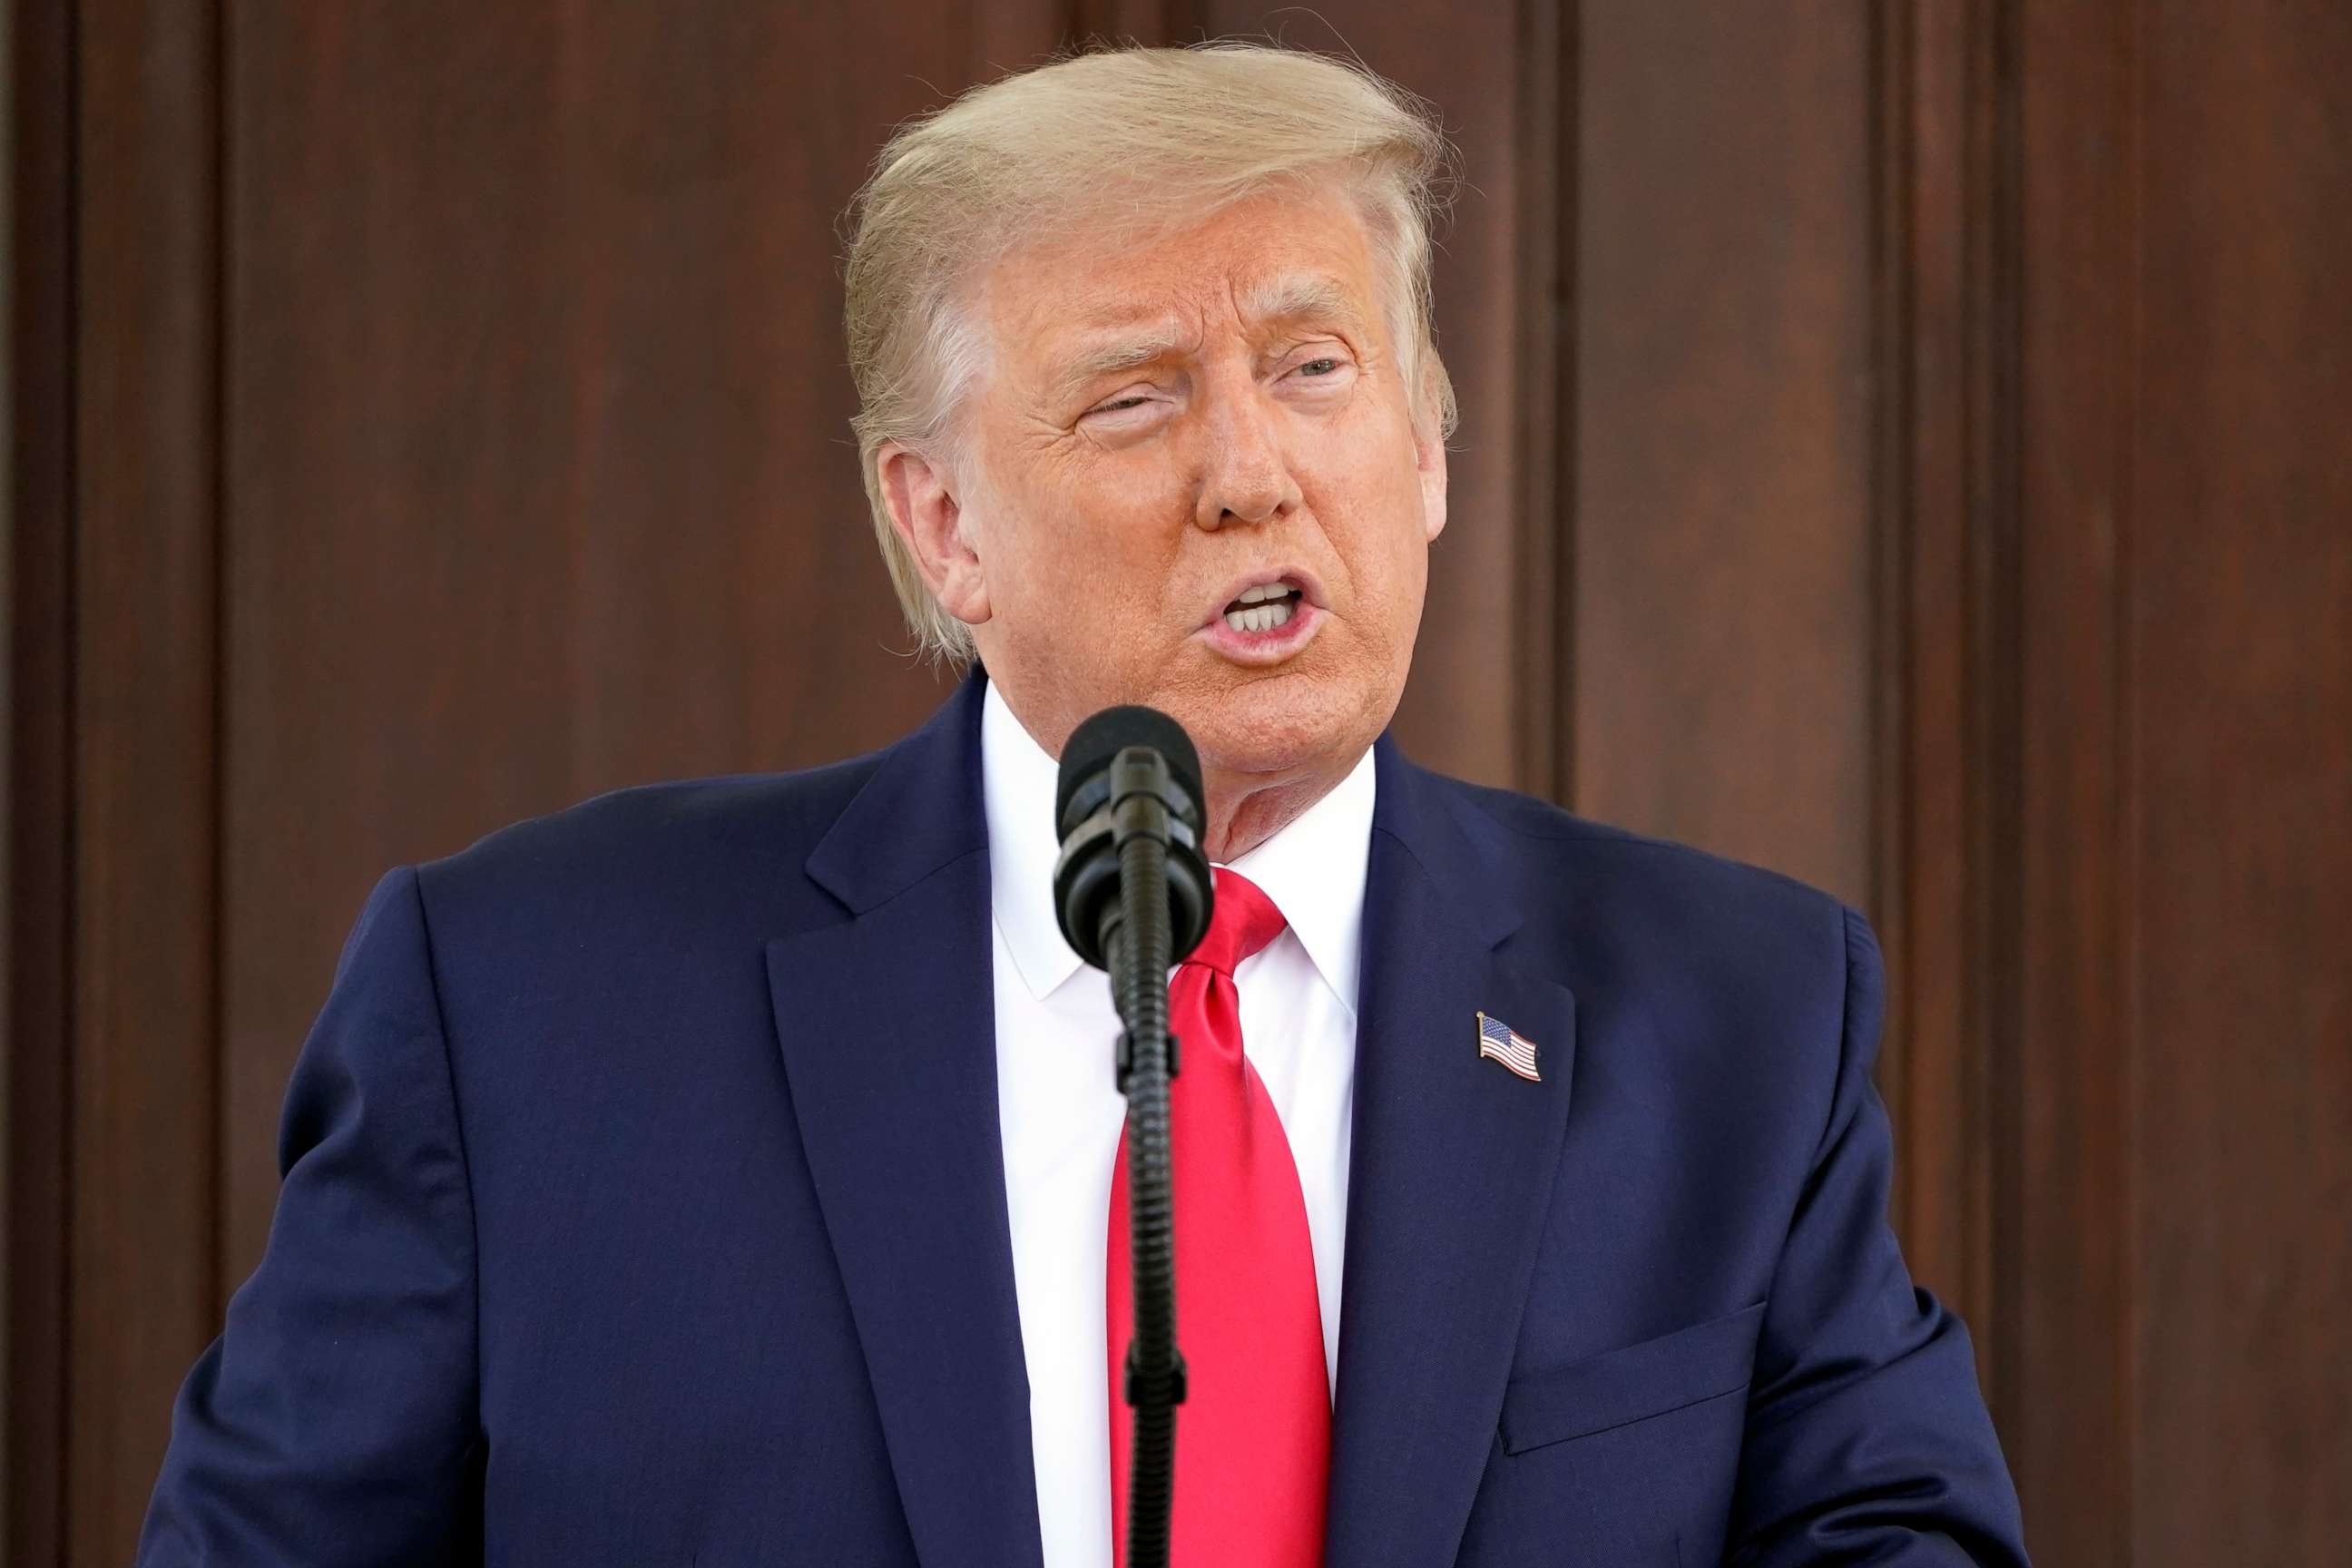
left=974, top=182, right=1389, bottom=391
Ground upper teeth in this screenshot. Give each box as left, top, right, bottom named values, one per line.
left=1235, top=583, right=1292, bottom=604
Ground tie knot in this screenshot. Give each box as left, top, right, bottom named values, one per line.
left=1187, top=867, right=1288, bottom=977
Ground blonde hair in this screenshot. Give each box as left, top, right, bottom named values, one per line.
left=841, top=41, right=1460, bottom=663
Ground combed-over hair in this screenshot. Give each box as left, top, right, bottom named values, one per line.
left=841, top=41, right=1459, bottom=663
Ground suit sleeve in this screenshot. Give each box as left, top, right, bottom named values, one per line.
left=1726, top=906, right=2029, bottom=1566
left=137, top=867, right=484, bottom=1566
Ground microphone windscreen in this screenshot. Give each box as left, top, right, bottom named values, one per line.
left=1054, top=704, right=1204, bottom=835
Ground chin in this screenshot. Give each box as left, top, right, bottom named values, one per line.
left=1170, top=664, right=1386, bottom=784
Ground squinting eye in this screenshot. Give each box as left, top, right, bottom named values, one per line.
left=1092, top=395, right=1152, bottom=415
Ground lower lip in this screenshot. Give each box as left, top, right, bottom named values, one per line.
left=1197, top=599, right=1322, bottom=665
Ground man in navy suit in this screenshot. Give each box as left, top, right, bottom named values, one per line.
left=139, top=42, right=2026, bottom=1567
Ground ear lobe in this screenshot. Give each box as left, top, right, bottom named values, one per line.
left=877, top=443, right=992, bottom=626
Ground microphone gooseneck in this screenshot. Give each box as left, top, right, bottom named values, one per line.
left=1052, top=705, right=1211, bottom=1568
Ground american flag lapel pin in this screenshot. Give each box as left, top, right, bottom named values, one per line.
left=1475, top=1011, right=1542, bottom=1083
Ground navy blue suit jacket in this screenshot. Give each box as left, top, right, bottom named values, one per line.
left=139, top=673, right=2026, bottom=1565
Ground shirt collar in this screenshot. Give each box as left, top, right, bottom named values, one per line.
left=981, top=678, right=1376, bottom=1012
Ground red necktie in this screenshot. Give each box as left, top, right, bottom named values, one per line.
left=1106, top=867, right=1330, bottom=1567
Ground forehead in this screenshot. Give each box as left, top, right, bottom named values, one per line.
left=979, top=183, right=1385, bottom=373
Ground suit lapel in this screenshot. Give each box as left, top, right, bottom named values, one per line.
left=765, top=691, right=1575, bottom=1566
left=1324, top=742, right=1579, bottom=1566
left=767, top=674, right=1044, bottom=1568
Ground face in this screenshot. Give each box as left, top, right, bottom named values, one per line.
left=879, top=181, right=1448, bottom=820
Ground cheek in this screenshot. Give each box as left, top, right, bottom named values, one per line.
left=983, top=467, right=1184, bottom=641
left=1304, top=443, right=1430, bottom=612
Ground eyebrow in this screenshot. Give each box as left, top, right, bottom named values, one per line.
left=1048, top=328, right=1194, bottom=408
left=1236, top=272, right=1374, bottom=341
left=1045, top=272, right=1374, bottom=408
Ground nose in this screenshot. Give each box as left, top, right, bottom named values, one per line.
left=1194, top=384, right=1302, bottom=531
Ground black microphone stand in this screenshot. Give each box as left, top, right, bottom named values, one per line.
left=1106, top=808, right=1181, bottom=1568
left=1054, top=740, right=1211, bottom=1568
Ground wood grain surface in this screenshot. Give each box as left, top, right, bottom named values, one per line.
left=5, top=3, right=2347, bottom=1562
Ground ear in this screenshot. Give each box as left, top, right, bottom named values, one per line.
left=877, top=442, right=991, bottom=626
left=1414, top=410, right=1449, bottom=544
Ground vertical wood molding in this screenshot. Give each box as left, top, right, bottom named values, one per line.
left=2012, top=0, right=2132, bottom=1561
left=1868, top=0, right=2012, bottom=1433
left=70, top=2, right=221, bottom=1561
left=6, top=4, right=77, bottom=1560
left=1877, top=6, right=2156, bottom=1562
left=1509, top=0, right=1569, bottom=802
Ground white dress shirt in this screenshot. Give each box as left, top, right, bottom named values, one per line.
left=981, top=680, right=1374, bottom=1568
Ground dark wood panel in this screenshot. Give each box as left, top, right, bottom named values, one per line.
left=5, top=3, right=78, bottom=1559
left=7, top=2, right=2345, bottom=1561
left=2127, top=0, right=2352, bottom=1558
left=219, top=2, right=1049, bottom=1290
left=1569, top=0, right=1877, bottom=907
left=1868, top=0, right=2007, bottom=1385
left=70, top=3, right=222, bottom=1563
left=1511, top=0, right=1573, bottom=803
left=2011, top=2, right=2133, bottom=1561
left=1069, top=0, right=1207, bottom=44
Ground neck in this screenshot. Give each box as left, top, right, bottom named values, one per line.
left=1200, top=761, right=1349, bottom=863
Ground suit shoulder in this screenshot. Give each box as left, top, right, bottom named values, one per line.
left=1430, top=770, right=1857, bottom=932
left=1415, top=768, right=1867, bottom=1036
left=1420, top=769, right=1873, bottom=1114
left=410, top=748, right=887, bottom=932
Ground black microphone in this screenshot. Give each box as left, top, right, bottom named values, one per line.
left=1049, top=704, right=1212, bottom=1568
left=1053, top=704, right=1213, bottom=971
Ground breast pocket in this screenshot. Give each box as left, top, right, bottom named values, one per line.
left=1499, top=1299, right=1767, bottom=1455
left=1455, top=1302, right=1769, bottom=1566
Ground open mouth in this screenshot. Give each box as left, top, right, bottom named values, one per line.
left=1220, top=581, right=1304, bottom=634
